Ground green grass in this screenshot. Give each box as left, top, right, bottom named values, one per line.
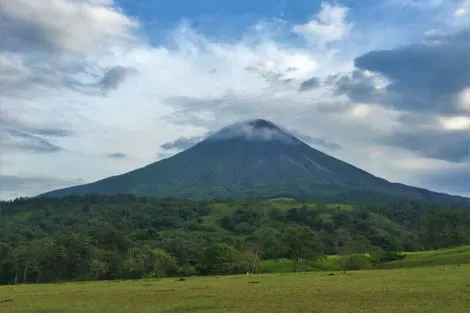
left=379, top=246, right=470, bottom=269
left=258, top=246, right=470, bottom=274
left=259, top=256, right=344, bottom=273
left=1, top=265, right=470, bottom=313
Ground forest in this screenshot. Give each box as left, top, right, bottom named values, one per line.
left=1, top=195, right=470, bottom=285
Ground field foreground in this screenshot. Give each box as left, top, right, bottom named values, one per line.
left=1, top=265, right=470, bottom=313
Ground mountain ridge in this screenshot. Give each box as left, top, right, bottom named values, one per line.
left=40, top=119, right=468, bottom=204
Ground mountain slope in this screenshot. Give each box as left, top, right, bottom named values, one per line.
left=41, top=119, right=466, bottom=203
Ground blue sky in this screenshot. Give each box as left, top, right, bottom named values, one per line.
left=0, top=0, right=469, bottom=199
left=115, top=0, right=457, bottom=44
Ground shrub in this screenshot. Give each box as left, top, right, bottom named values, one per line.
left=369, top=250, right=406, bottom=265
left=177, top=265, right=198, bottom=277
left=342, top=254, right=373, bottom=271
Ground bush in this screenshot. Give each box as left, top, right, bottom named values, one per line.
left=177, top=265, right=198, bottom=277
left=342, top=255, right=373, bottom=271
left=258, top=259, right=295, bottom=273
left=369, top=250, right=406, bottom=265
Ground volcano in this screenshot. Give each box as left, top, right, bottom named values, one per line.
left=41, top=119, right=465, bottom=203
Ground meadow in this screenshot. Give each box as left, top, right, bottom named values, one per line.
left=258, top=246, right=470, bottom=273
left=1, top=263, right=470, bottom=313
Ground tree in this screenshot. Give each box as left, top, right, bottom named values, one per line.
left=282, top=226, right=324, bottom=271
left=14, top=242, right=44, bottom=283
left=341, top=255, right=372, bottom=272
left=141, top=246, right=177, bottom=278
left=89, top=259, right=108, bottom=281
left=41, top=243, right=67, bottom=282
left=0, top=242, right=17, bottom=285
left=160, top=233, right=207, bottom=265
left=245, top=228, right=287, bottom=270
left=232, top=250, right=257, bottom=274
left=198, top=243, right=235, bottom=275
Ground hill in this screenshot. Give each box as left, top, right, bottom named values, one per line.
left=40, top=119, right=467, bottom=204
left=378, top=246, right=470, bottom=269
left=1, top=195, right=470, bottom=284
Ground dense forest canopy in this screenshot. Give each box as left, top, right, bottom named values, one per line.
left=1, top=195, right=470, bottom=285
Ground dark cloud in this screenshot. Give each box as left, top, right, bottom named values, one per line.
left=106, top=152, right=128, bottom=159
left=160, top=136, right=204, bottom=151
left=0, top=54, right=104, bottom=97
left=2, top=128, right=63, bottom=153
left=0, top=115, right=74, bottom=153
left=0, top=2, right=136, bottom=98
left=0, top=12, right=57, bottom=53
left=329, top=28, right=470, bottom=164
left=331, top=71, right=383, bottom=103
left=0, top=0, right=135, bottom=54
left=29, top=128, right=75, bottom=137
left=0, top=115, right=75, bottom=138
left=299, top=77, right=320, bottom=92
left=381, top=129, right=470, bottom=163
left=353, top=28, right=470, bottom=113
left=0, top=57, right=136, bottom=97
left=99, top=66, right=138, bottom=93
left=356, top=29, right=470, bottom=94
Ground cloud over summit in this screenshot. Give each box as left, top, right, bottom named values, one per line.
left=0, top=0, right=469, bottom=199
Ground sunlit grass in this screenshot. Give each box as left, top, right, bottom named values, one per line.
left=379, top=246, right=470, bottom=269
left=1, top=264, right=469, bottom=313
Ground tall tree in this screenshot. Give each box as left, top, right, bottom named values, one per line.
left=282, top=226, right=324, bottom=271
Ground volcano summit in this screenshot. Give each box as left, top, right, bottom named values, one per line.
left=41, top=119, right=464, bottom=203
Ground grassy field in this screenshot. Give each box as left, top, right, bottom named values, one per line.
left=379, top=246, right=470, bottom=269
left=1, top=264, right=470, bottom=313
left=258, top=246, right=470, bottom=273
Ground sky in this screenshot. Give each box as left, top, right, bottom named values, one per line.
left=0, top=0, right=469, bottom=199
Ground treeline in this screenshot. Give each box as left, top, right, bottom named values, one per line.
left=0, top=195, right=469, bottom=285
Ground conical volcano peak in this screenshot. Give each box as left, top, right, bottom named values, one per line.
left=205, top=119, right=299, bottom=144
left=246, top=119, right=279, bottom=130
left=41, top=117, right=465, bottom=203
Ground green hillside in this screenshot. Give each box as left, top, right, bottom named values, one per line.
left=1, top=195, right=470, bottom=285
left=378, top=246, right=470, bottom=269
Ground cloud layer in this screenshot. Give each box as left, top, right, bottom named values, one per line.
left=1, top=0, right=468, bottom=199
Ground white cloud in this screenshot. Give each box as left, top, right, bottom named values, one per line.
left=349, top=104, right=373, bottom=117
left=454, top=0, right=470, bottom=16
left=292, top=2, right=353, bottom=46
left=440, top=116, right=470, bottom=130
left=0, top=0, right=468, bottom=199
left=458, top=88, right=470, bottom=111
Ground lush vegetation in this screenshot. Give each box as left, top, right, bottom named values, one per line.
left=378, top=246, right=470, bottom=269
left=1, top=195, right=470, bottom=285
left=257, top=246, right=470, bottom=273
left=1, top=264, right=470, bottom=313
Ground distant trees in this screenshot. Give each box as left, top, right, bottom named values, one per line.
left=0, top=195, right=470, bottom=284
left=119, top=246, right=177, bottom=279
left=220, top=208, right=262, bottom=234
